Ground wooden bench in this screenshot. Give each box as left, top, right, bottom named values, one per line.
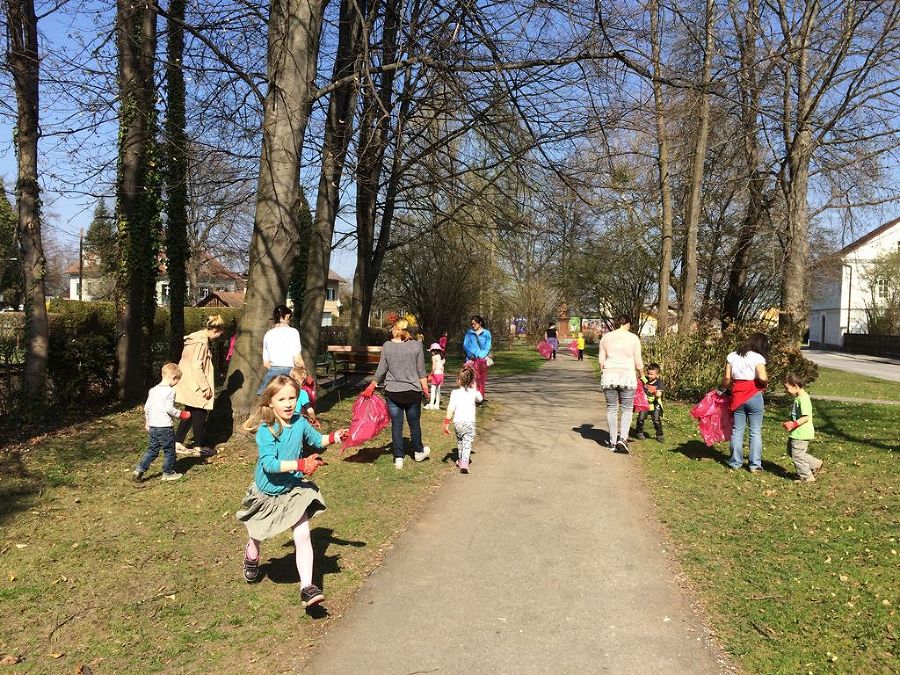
left=327, top=345, right=382, bottom=376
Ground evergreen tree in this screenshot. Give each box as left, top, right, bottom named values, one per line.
left=84, top=199, right=117, bottom=276
left=0, top=180, right=22, bottom=308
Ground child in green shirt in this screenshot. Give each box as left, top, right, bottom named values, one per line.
left=782, top=372, right=823, bottom=483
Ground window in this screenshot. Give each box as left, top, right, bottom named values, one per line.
left=325, top=286, right=336, bottom=301
left=321, top=311, right=332, bottom=327
left=876, top=277, right=888, bottom=299
left=161, top=284, right=170, bottom=305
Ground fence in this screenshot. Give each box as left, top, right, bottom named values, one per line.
left=842, top=333, right=900, bottom=358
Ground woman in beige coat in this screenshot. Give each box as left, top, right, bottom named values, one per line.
left=175, top=315, right=225, bottom=455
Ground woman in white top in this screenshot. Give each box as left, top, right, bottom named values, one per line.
left=257, top=304, right=303, bottom=394
left=597, top=314, right=644, bottom=453
left=721, top=332, right=769, bottom=472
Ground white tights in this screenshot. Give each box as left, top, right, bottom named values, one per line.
left=245, top=512, right=314, bottom=587
left=429, top=384, right=442, bottom=408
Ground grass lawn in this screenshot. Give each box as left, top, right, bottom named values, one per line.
left=632, top=398, right=898, bottom=673
left=810, top=367, right=900, bottom=402
left=0, top=344, right=543, bottom=672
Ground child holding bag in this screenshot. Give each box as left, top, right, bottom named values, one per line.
left=236, top=375, right=348, bottom=609
left=442, top=365, right=483, bottom=473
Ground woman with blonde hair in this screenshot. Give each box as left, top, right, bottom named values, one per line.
left=361, top=319, right=430, bottom=469
left=175, top=314, right=225, bottom=456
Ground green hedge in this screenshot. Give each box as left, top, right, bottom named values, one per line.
left=642, top=325, right=818, bottom=400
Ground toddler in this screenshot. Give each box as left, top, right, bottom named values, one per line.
left=290, top=365, right=320, bottom=428
left=425, top=343, right=445, bottom=409
left=635, top=362, right=665, bottom=442
left=577, top=332, right=585, bottom=361
left=783, top=372, right=823, bottom=483
left=132, top=363, right=191, bottom=482
left=442, top=365, right=483, bottom=473
left=236, top=375, right=348, bottom=608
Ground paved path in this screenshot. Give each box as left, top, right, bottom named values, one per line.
left=307, top=357, right=730, bottom=674
left=803, top=349, right=900, bottom=382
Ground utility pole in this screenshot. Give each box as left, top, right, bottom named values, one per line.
left=78, top=227, right=83, bottom=301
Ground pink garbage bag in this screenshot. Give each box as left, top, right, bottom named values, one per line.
left=341, top=393, right=390, bottom=454
left=463, top=359, right=488, bottom=397
left=568, top=340, right=579, bottom=357
left=537, top=340, right=553, bottom=359
left=302, top=377, right=317, bottom=406
left=690, top=389, right=733, bottom=446
left=633, top=381, right=650, bottom=412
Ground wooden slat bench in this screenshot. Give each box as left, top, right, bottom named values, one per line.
left=326, top=345, right=382, bottom=376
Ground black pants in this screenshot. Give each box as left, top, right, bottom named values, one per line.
left=636, top=406, right=663, bottom=437
left=175, top=406, right=209, bottom=447
left=577, top=349, right=584, bottom=361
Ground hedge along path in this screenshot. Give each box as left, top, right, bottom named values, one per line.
left=309, top=354, right=731, bottom=673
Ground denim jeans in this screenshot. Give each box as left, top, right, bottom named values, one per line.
left=257, top=366, right=293, bottom=394
left=729, top=392, right=764, bottom=470
left=138, top=426, right=176, bottom=474
left=386, top=396, right=424, bottom=459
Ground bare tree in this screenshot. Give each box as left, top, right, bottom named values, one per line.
left=5, top=0, right=48, bottom=403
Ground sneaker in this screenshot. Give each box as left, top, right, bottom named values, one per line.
left=131, top=469, right=144, bottom=483
left=394, top=457, right=404, bottom=469
left=796, top=475, right=816, bottom=483
left=243, top=555, right=261, bottom=583
left=414, top=446, right=431, bottom=462
left=749, top=467, right=763, bottom=474
left=458, top=458, right=470, bottom=473
left=198, top=446, right=216, bottom=458
left=635, top=431, right=646, bottom=440
left=160, top=471, right=183, bottom=481
left=300, top=584, right=325, bottom=609
left=614, top=438, right=629, bottom=454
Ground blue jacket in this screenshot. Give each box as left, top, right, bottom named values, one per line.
left=463, top=328, right=492, bottom=360
left=254, top=413, right=325, bottom=495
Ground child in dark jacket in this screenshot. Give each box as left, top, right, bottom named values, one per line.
left=635, top=363, right=664, bottom=442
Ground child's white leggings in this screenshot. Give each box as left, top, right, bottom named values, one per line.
left=429, top=385, right=442, bottom=407
left=245, top=512, right=314, bottom=587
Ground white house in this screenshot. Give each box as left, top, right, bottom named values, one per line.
left=809, top=216, right=900, bottom=348
left=287, top=269, right=346, bottom=326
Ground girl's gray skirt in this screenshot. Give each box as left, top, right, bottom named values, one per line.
left=236, top=481, right=326, bottom=541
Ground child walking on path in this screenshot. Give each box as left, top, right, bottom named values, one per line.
left=577, top=332, right=585, bottom=361
left=236, top=375, right=348, bottom=609
left=783, top=372, right=823, bottom=483
left=425, top=343, right=445, bottom=409
left=635, top=363, right=665, bottom=442
left=133, top=363, right=191, bottom=482
left=442, top=366, right=483, bottom=473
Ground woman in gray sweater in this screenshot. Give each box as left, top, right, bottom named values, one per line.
left=361, top=319, right=430, bottom=469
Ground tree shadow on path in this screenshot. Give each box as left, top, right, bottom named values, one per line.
left=669, top=440, right=793, bottom=478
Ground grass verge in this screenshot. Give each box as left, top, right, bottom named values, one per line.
left=810, top=367, right=900, bottom=402
left=632, top=398, right=898, bottom=673
left=0, top=349, right=534, bottom=672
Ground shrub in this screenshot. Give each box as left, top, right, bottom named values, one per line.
left=642, top=325, right=818, bottom=401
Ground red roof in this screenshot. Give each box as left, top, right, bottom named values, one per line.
left=196, top=291, right=245, bottom=307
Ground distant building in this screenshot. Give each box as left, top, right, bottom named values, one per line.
left=195, top=291, right=246, bottom=308
left=290, top=269, right=345, bottom=326
left=809, top=216, right=900, bottom=348
left=67, top=251, right=246, bottom=305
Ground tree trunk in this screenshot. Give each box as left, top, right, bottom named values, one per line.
left=723, top=0, right=764, bottom=326
left=115, top=0, right=160, bottom=402
left=299, top=0, right=365, bottom=370
left=348, top=0, right=400, bottom=346
left=226, top=0, right=327, bottom=417
left=780, top=135, right=812, bottom=340
left=650, top=0, right=673, bottom=335
left=165, top=0, right=189, bottom=361
left=678, top=0, right=714, bottom=335
left=6, top=0, right=48, bottom=404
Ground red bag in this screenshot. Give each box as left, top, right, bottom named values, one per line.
left=568, top=340, right=579, bottom=357
left=690, top=389, right=733, bottom=446
left=633, top=381, right=650, bottom=412
left=302, top=377, right=317, bottom=406
left=463, top=359, right=488, bottom=397
left=341, top=393, right=390, bottom=453
left=537, top=340, right=553, bottom=359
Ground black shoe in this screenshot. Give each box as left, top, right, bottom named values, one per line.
left=656, top=434, right=664, bottom=443
left=615, top=438, right=629, bottom=454
left=635, top=431, right=646, bottom=440
left=301, top=584, right=325, bottom=608
left=243, top=555, right=261, bottom=583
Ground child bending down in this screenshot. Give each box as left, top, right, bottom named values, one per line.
left=236, top=375, right=348, bottom=609
left=133, top=363, right=191, bottom=482
left=290, top=365, right=320, bottom=428
left=442, top=365, right=483, bottom=473
left=783, top=372, right=823, bottom=483
left=425, top=343, right=446, bottom=410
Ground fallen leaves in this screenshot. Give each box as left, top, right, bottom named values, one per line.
left=0, top=654, right=22, bottom=665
